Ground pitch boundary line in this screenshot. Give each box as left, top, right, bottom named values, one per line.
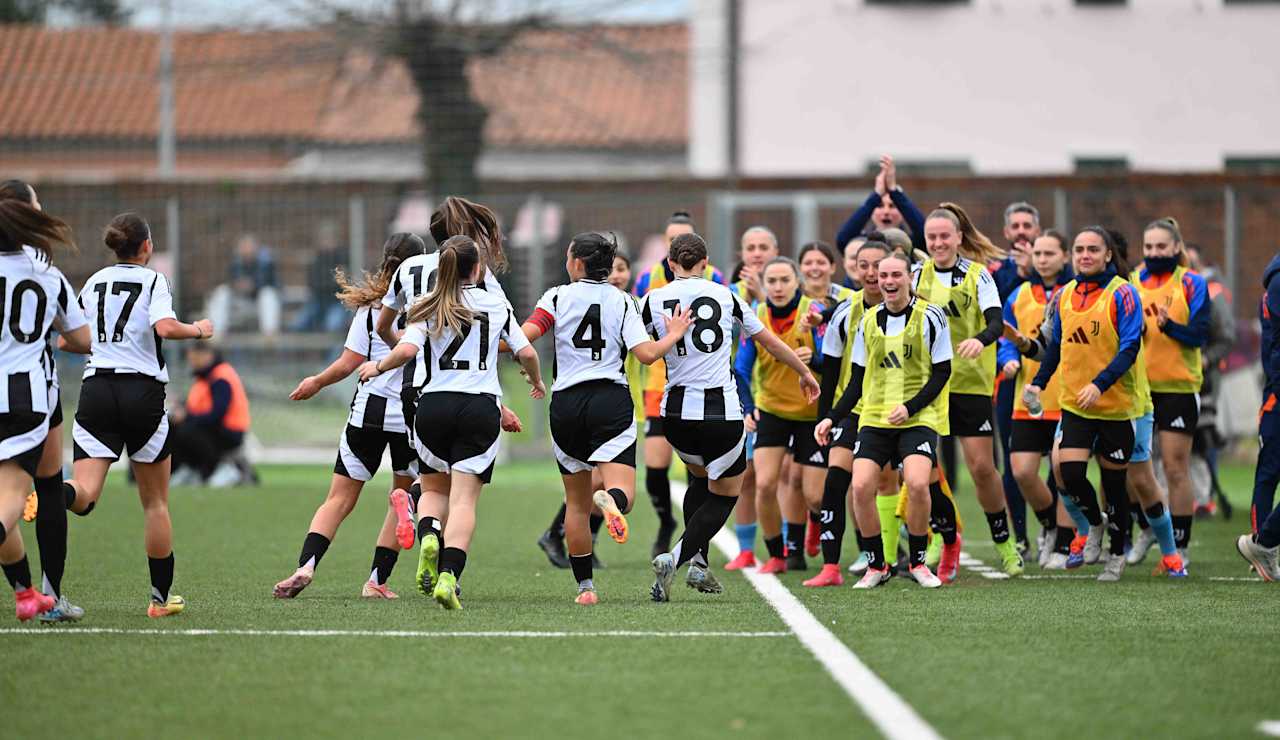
left=670, top=483, right=943, bottom=740
left=0, top=628, right=790, bottom=639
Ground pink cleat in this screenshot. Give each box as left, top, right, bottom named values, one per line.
left=361, top=581, right=399, bottom=599
left=15, top=587, right=54, bottom=622
left=575, top=589, right=598, bottom=605
left=724, top=551, right=757, bottom=571
left=273, top=568, right=314, bottom=599
left=756, top=556, right=787, bottom=575
left=802, top=564, right=844, bottom=588
left=938, top=535, right=962, bottom=584
left=390, top=488, right=415, bottom=550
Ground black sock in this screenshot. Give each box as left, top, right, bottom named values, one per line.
left=63, top=481, right=76, bottom=508
left=1059, top=461, right=1103, bottom=526
left=908, top=533, right=928, bottom=568
left=1172, top=515, right=1192, bottom=550
left=928, top=481, right=958, bottom=545
left=439, top=546, right=467, bottom=578
left=784, top=520, right=805, bottom=556
left=550, top=503, right=567, bottom=538
left=985, top=510, right=1011, bottom=544
left=607, top=487, right=630, bottom=514
left=765, top=534, right=784, bottom=559
left=1053, top=526, right=1074, bottom=554
left=808, top=510, right=820, bottom=527
left=1144, top=501, right=1165, bottom=519
left=148, top=552, right=174, bottom=603
left=1033, top=504, right=1056, bottom=531
left=569, top=553, right=592, bottom=586
left=370, top=546, right=398, bottom=585
left=34, top=473, right=68, bottom=599
left=819, top=467, right=852, bottom=565
left=417, top=516, right=441, bottom=543
left=645, top=466, right=674, bottom=529
left=673, top=493, right=737, bottom=568
left=298, top=532, right=330, bottom=569
left=2, top=556, right=32, bottom=591
left=408, top=481, right=422, bottom=509
left=863, top=533, right=885, bottom=570
left=1099, top=467, right=1131, bottom=556
left=589, top=513, right=604, bottom=537
left=683, top=476, right=709, bottom=525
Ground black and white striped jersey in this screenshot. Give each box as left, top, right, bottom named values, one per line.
left=399, top=285, right=530, bottom=398
left=641, top=276, right=765, bottom=421
left=0, top=248, right=86, bottom=415
left=79, top=264, right=176, bottom=382
left=343, top=305, right=407, bottom=433
left=535, top=280, right=649, bottom=393
left=381, top=252, right=508, bottom=393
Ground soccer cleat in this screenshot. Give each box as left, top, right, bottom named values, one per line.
left=1126, top=528, right=1157, bottom=565
left=1043, top=552, right=1069, bottom=570
left=724, top=550, right=757, bottom=571
left=1153, top=553, right=1187, bottom=578
left=1036, top=528, right=1054, bottom=569
left=432, top=572, right=462, bottom=610
left=1066, top=534, right=1087, bottom=569
left=804, top=518, right=820, bottom=558
left=649, top=553, right=676, bottom=603
left=574, top=588, right=598, bottom=605
left=147, top=594, right=186, bottom=618
left=1097, top=554, right=1126, bottom=582
left=273, top=567, right=313, bottom=599
left=994, top=539, right=1025, bottom=576
left=536, top=530, right=570, bottom=569
left=651, top=523, right=674, bottom=561
left=847, top=551, right=870, bottom=575
left=686, top=564, right=724, bottom=594
left=925, top=535, right=943, bottom=569
left=417, top=532, right=440, bottom=596
left=852, top=566, right=891, bottom=589
left=592, top=490, right=630, bottom=544
left=389, top=489, right=415, bottom=550
left=785, top=551, right=808, bottom=572
left=38, top=595, right=85, bottom=623
left=938, top=536, right=962, bottom=584
left=1016, top=538, right=1031, bottom=561
left=22, top=491, right=37, bottom=522
left=15, top=588, right=55, bottom=622
left=361, top=581, right=399, bottom=599
left=1083, top=517, right=1107, bottom=565
left=909, top=564, right=942, bottom=588
left=1236, top=535, right=1280, bottom=582
left=802, top=564, right=845, bottom=588
left=1177, top=547, right=1191, bottom=567
left=756, top=556, right=787, bottom=575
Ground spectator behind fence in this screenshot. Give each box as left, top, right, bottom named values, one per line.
left=292, top=219, right=349, bottom=333
left=170, top=341, right=253, bottom=488
left=206, top=234, right=282, bottom=336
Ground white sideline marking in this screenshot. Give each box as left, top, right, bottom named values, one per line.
left=671, top=483, right=942, bottom=740
left=1259, top=720, right=1280, bottom=737
left=958, top=551, right=1010, bottom=580
left=0, top=628, right=789, bottom=639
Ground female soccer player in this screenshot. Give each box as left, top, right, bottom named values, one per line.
left=1136, top=217, right=1209, bottom=565
left=2, top=180, right=84, bottom=621
left=0, top=197, right=89, bottom=621
left=65, top=212, right=214, bottom=617
left=799, top=241, right=855, bottom=308
left=272, top=233, right=427, bottom=600
left=913, top=203, right=1024, bottom=576
left=735, top=257, right=827, bottom=573
left=522, top=232, right=692, bottom=604
left=362, top=236, right=544, bottom=610
left=816, top=252, right=952, bottom=589
left=1026, top=227, right=1144, bottom=582
left=645, top=233, right=818, bottom=602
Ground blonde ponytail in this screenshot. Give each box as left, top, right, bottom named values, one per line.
left=407, top=235, right=480, bottom=338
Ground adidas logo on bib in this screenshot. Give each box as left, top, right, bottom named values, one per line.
left=979, top=420, right=992, bottom=432
left=1065, top=327, right=1090, bottom=345
left=809, top=450, right=825, bottom=463
left=1108, top=449, right=1126, bottom=461
left=1170, top=417, right=1185, bottom=429
left=917, top=441, right=932, bottom=454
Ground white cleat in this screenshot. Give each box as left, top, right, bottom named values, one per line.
left=1097, top=553, right=1126, bottom=582
left=908, top=564, right=941, bottom=588
left=1043, top=552, right=1069, bottom=570
left=847, top=551, right=870, bottom=575
left=1236, top=535, right=1280, bottom=582
left=852, top=566, right=891, bottom=590
left=1037, top=528, right=1054, bottom=569
left=1084, top=514, right=1108, bottom=565
left=1126, top=528, right=1157, bottom=565
left=273, top=567, right=314, bottom=599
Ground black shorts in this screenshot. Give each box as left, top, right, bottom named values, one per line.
left=0, top=411, right=48, bottom=478
left=1058, top=410, right=1134, bottom=464
left=413, top=391, right=501, bottom=484
left=1010, top=418, right=1058, bottom=455
left=949, top=393, right=994, bottom=437
left=335, top=425, right=416, bottom=483
left=829, top=413, right=860, bottom=452
left=644, top=416, right=665, bottom=439
left=1151, top=392, right=1199, bottom=435
left=664, top=418, right=747, bottom=481
left=73, top=374, right=170, bottom=463
left=549, top=380, right=637, bottom=475
left=755, top=410, right=826, bottom=467
left=854, top=425, right=938, bottom=469
left=48, top=386, right=63, bottom=429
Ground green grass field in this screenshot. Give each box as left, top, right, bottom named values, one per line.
left=1, top=460, right=1277, bottom=739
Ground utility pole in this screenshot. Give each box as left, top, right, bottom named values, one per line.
left=158, top=0, right=176, bottom=176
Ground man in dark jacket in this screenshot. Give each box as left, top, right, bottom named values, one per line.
left=1237, top=252, right=1280, bottom=581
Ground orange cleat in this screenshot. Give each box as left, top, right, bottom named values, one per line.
left=15, top=587, right=54, bottom=622
left=390, top=488, right=415, bottom=550
left=724, top=551, right=757, bottom=571
left=1153, top=553, right=1188, bottom=578
left=804, top=518, right=821, bottom=558
left=592, top=490, right=629, bottom=544
left=1066, top=534, right=1088, bottom=569
left=802, top=564, right=844, bottom=587
left=938, top=535, right=962, bottom=584
left=756, top=556, right=787, bottom=575
left=574, top=589, right=598, bottom=605
left=361, top=581, right=399, bottom=599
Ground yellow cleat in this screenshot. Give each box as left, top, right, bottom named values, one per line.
left=432, top=572, right=462, bottom=610
left=147, top=594, right=186, bottom=618
left=22, top=491, right=36, bottom=523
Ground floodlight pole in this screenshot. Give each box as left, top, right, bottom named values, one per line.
left=158, top=0, right=176, bottom=177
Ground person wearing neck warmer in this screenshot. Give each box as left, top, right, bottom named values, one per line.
left=1135, top=218, right=1210, bottom=568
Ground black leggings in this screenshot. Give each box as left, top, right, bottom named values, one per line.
left=170, top=418, right=242, bottom=478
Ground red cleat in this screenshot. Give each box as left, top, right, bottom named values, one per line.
left=938, top=535, right=962, bottom=584
left=724, top=550, right=757, bottom=571
left=390, top=488, right=415, bottom=550
left=15, top=587, right=54, bottom=622
left=802, top=564, right=844, bottom=587
left=756, top=556, right=787, bottom=575
left=804, top=518, right=821, bottom=558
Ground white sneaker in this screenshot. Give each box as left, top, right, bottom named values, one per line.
left=1043, top=552, right=1069, bottom=570
left=1126, top=528, right=1157, bottom=565
left=908, top=564, right=941, bottom=588
left=1037, top=527, right=1054, bottom=568
left=1084, top=514, right=1108, bottom=565
left=852, top=566, right=891, bottom=589
left=1236, top=535, right=1280, bottom=582
left=207, top=462, right=241, bottom=489
left=1097, top=553, right=1126, bottom=582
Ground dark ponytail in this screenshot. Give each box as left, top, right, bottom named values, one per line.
left=103, top=212, right=150, bottom=260
left=668, top=232, right=708, bottom=270
left=0, top=199, right=74, bottom=262
left=1077, top=226, right=1130, bottom=277
left=0, top=179, right=36, bottom=206
left=569, top=231, right=617, bottom=281
left=430, top=196, right=507, bottom=273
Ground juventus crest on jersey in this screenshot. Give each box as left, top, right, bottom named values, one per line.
left=79, top=264, right=177, bottom=382
left=400, top=285, right=529, bottom=398
left=641, top=276, right=764, bottom=421
left=0, top=248, right=86, bottom=416
left=536, top=280, right=650, bottom=393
